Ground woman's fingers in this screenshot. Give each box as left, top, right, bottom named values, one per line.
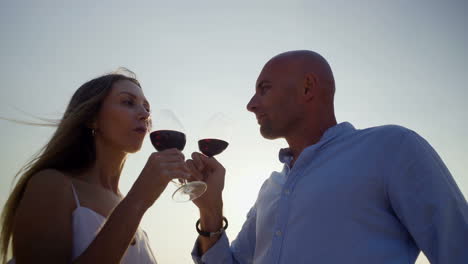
left=160, top=162, right=191, bottom=179
left=167, top=171, right=191, bottom=180
left=156, top=150, right=185, bottom=163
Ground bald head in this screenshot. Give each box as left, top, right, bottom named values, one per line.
left=248, top=50, right=337, bottom=140
left=264, top=50, right=335, bottom=102
left=247, top=50, right=338, bottom=153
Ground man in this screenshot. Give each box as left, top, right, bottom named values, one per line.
left=187, top=50, right=468, bottom=263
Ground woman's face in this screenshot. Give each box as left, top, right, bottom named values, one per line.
left=93, top=79, right=151, bottom=153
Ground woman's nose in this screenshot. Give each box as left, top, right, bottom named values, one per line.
left=138, top=106, right=150, bottom=121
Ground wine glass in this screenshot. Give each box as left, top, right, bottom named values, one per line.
left=150, top=130, right=207, bottom=202
left=149, top=109, right=207, bottom=202
left=197, top=112, right=230, bottom=157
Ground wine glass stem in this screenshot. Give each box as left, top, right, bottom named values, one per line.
left=171, top=178, right=186, bottom=187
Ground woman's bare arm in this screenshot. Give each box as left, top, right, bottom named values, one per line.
left=13, top=169, right=75, bottom=263
left=13, top=169, right=158, bottom=264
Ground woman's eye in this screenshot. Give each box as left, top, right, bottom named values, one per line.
left=123, top=100, right=134, bottom=106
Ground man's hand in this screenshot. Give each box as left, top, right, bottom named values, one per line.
left=187, top=152, right=226, bottom=254
left=187, top=152, right=225, bottom=211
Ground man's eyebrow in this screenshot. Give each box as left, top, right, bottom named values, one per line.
left=119, top=91, right=150, bottom=106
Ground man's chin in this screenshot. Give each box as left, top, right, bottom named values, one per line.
left=260, top=126, right=280, bottom=140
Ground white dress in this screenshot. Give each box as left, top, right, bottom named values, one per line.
left=8, top=183, right=157, bottom=263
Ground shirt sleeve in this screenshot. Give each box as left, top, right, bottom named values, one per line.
left=387, top=130, right=468, bottom=264
left=191, top=206, right=257, bottom=264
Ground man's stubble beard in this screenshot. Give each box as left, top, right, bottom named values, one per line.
left=259, top=120, right=283, bottom=140
left=259, top=113, right=303, bottom=140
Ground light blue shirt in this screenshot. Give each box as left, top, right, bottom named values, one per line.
left=192, top=122, right=468, bottom=264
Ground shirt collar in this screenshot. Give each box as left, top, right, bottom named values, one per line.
left=279, top=148, right=294, bottom=164
left=320, top=121, right=355, bottom=142
left=278, top=122, right=355, bottom=165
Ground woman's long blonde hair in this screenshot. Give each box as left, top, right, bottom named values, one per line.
left=0, top=70, right=141, bottom=263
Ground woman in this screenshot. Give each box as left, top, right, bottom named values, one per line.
left=0, top=70, right=190, bottom=263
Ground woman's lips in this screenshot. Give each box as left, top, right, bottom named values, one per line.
left=134, top=127, right=147, bottom=134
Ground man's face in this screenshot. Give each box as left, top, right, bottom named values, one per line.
left=246, top=59, right=304, bottom=139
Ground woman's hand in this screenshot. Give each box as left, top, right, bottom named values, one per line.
left=128, top=148, right=190, bottom=211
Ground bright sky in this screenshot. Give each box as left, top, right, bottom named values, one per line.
left=1, top=1, right=466, bottom=263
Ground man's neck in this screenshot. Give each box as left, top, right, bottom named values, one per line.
left=286, top=119, right=337, bottom=167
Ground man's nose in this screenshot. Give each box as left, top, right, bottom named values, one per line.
left=246, top=94, right=258, bottom=112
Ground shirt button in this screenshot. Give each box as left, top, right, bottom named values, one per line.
left=276, top=230, right=282, bottom=236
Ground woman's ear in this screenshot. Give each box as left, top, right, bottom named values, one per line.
left=87, top=119, right=97, bottom=130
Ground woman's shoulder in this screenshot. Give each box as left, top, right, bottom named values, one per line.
left=19, top=169, right=75, bottom=213
left=27, top=169, right=73, bottom=193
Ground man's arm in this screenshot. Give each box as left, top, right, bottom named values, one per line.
left=387, top=130, right=468, bottom=264
left=188, top=152, right=226, bottom=254
left=191, top=206, right=258, bottom=264
left=198, top=206, right=225, bottom=254
left=188, top=153, right=258, bottom=263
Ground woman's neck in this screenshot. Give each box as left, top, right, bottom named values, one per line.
left=76, top=145, right=127, bottom=195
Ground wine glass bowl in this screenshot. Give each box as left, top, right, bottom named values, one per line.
left=150, top=130, right=186, bottom=151
left=198, top=139, right=229, bottom=157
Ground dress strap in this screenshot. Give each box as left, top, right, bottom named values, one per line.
left=70, top=181, right=81, bottom=207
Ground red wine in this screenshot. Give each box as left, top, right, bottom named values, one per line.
left=150, top=130, right=186, bottom=151
left=198, top=139, right=229, bottom=157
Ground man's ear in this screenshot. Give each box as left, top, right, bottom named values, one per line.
left=303, top=73, right=318, bottom=102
